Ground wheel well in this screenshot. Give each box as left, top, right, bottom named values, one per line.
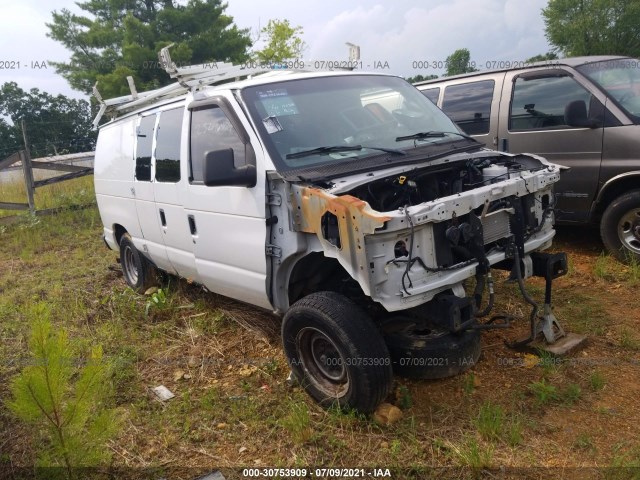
left=592, top=176, right=640, bottom=221
left=288, top=252, right=367, bottom=306
left=113, top=224, right=127, bottom=247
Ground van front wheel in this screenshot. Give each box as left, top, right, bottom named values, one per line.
left=600, top=190, right=640, bottom=263
left=282, top=292, right=393, bottom=413
left=119, top=233, right=157, bottom=293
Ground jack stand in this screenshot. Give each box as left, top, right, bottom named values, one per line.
left=508, top=252, right=587, bottom=355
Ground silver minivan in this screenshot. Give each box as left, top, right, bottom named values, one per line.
left=415, top=56, right=640, bottom=262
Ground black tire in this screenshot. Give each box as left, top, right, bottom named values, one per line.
left=384, top=319, right=481, bottom=380
left=119, top=233, right=158, bottom=293
left=282, top=291, right=393, bottom=413
left=600, top=190, right=640, bottom=263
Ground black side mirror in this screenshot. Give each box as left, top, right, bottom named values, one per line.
left=202, top=148, right=256, bottom=187
left=564, top=100, right=598, bottom=128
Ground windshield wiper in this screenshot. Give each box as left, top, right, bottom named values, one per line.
left=395, top=131, right=477, bottom=142
left=286, top=144, right=406, bottom=160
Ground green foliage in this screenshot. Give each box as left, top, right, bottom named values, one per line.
left=560, top=383, right=582, bottom=405
left=406, top=74, right=438, bottom=84
left=254, top=19, right=306, bottom=63
left=589, top=371, right=606, bottom=391
left=463, top=373, right=476, bottom=396
left=526, top=52, right=560, bottom=63
left=0, top=82, right=96, bottom=159
left=445, top=48, right=478, bottom=76
left=280, top=402, right=312, bottom=444
left=450, top=436, right=494, bottom=469
left=528, top=379, right=558, bottom=406
left=473, top=401, right=504, bottom=441
left=7, top=304, right=119, bottom=474
left=47, top=0, right=252, bottom=98
left=397, top=385, right=413, bottom=410
left=145, top=287, right=170, bottom=318
left=542, top=0, right=640, bottom=57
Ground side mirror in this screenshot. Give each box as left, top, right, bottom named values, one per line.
left=564, top=100, right=598, bottom=128
left=202, top=148, right=256, bottom=187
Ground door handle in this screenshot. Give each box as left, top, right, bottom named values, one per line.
left=159, top=209, right=167, bottom=227
left=188, top=215, right=197, bottom=235
left=500, top=138, right=509, bottom=152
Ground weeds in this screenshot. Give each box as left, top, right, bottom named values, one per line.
left=449, top=436, right=494, bottom=469
left=280, top=402, right=313, bottom=444
left=528, top=379, right=558, bottom=406
left=573, top=433, right=595, bottom=451
left=473, top=401, right=504, bottom=441
left=145, top=286, right=171, bottom=318
left=463, top=373, right=476, bottom=396
left=589, top=371, right=606, bottom=391
left=620, top=329, right=640, bottom=351
left=397, top=385, right=413, bottom=410
left=560, top=383, right=582, bottom=405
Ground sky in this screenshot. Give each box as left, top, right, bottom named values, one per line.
left=0, top=0, right=551, bottom=101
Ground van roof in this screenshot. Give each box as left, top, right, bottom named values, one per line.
left=413, top=55, right=632, bottom=87
left=96, top=69, right=397, bottom=127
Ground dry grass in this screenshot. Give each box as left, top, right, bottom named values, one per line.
left=1, top=189, right=639, bottom=475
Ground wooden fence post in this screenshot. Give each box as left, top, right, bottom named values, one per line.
left=20, top=120, right=36, bottom=214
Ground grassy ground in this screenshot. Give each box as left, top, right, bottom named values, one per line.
left=0, top=179, right=639, bottom=479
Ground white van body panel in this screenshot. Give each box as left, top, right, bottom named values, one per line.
left=94, top=117, right=142, bottom=250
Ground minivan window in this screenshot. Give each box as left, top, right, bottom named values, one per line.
left=510, top=75, right=592, bottom=131
left=155, top=108, right=183, bottom=183
left=421, top=88, right=440, bottom=105
left=135, top=115, right=156, bottom=181
left=442, top=80, right=494, bottom=135
left=577, top=59, right=640, bottom=123
left=189, top=106, right=245, bottom=183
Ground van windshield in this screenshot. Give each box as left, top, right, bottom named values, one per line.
left=577, top=59, right=640, bottom=123
left=241, top=75, right=472, bottom=176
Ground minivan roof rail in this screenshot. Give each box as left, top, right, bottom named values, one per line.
left=92, top=45, right=281, bottom=127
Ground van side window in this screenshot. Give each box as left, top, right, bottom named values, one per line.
left=510, top=76, right=592, bottom=131
left=155, top=108, right=183, bottom=183
left=189, top=106, right=245, bottom=183
left=442, top=80, right=494, bottom=135
left=135, top=115, right=156, bottom=181
left=421, top=88, right=440, bottom=105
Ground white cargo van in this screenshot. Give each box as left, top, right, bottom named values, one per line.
left=94, top=52, right=565, bottom=412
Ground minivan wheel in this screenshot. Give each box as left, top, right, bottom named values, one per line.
left=600, top=190, right=640, bottom=263
left=119, top=233, right=157, bottom=293
left=383, top=318, right=481, bottom=380
left=282, top=291, right=393, bottom=413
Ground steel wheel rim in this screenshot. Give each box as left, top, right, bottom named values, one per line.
left=617, top=208, right=640, bottom=255
left=123, top=246, right=139, bottom=284
left=296, top=327, right=349, bottom=397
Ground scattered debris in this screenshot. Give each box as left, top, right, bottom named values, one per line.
left=151, top=385, right=175, bottom=402
left=216, top=422, right=227, bottom=429
left=174, top=370, right=185, bottom=381
left=144, top=286, right=159, bottom=295
left=239, top=446, right=248, bottom=454
left=373, top=403, right=403, bottom=426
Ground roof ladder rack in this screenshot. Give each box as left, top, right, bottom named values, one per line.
left=92, top=45, right=274, bottom=127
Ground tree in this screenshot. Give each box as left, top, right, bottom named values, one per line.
left=8, top=305, right=119, bottom=474
left=445, top=49, right=478, bottom=76
left=47, top=0, right=252, bottom=98
left=406, top=74, right=438, bottom=84
left=526, top=52, right=560, bottom=63
left=542, top=0, right=640, bottom=57
left=254, top=19, right=306, bottom=63
left=0, top=82, right=96, bottom=158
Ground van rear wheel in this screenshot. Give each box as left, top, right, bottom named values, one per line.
left=119, top=233, right=157, bottom=293
left=282, top=291, right=393, bottom=413
left=600, top=190, right=640, bottom=263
